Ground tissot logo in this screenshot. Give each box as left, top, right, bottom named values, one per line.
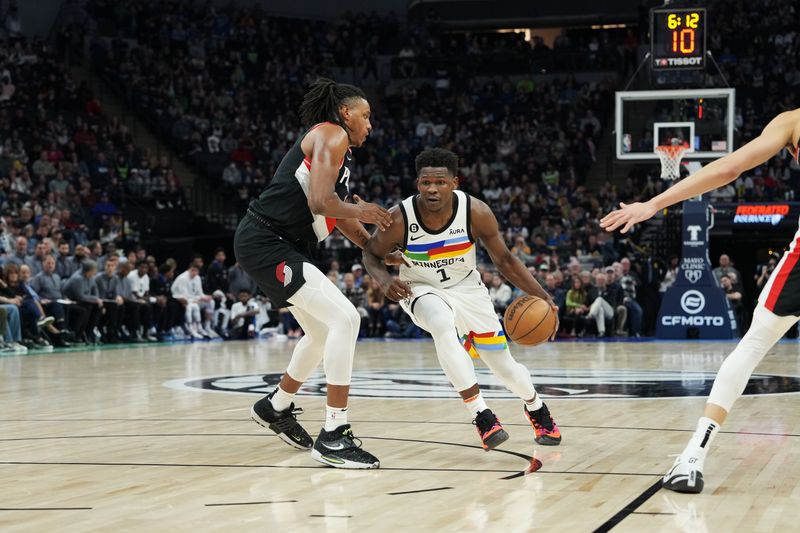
left=165, top=368, right=800, bottom=400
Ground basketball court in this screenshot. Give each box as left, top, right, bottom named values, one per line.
left=2, top=339, right=800, bottom=532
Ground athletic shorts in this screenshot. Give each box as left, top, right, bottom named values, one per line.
left=400, top=269, right=507, bottom=358
left=758, top=240, right=800, bottom=317
left=233, top=214, right=311, bottom=308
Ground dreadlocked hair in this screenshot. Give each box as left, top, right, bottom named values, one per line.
left=298, top=77, right=367, bottom=127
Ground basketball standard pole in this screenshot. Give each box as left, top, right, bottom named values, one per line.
left=622, top=52, right=651, bottom=92
left=705, top=51, right=731, bottom=88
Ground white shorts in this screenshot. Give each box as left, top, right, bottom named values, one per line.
left=400, top=270, right=507, bottom=356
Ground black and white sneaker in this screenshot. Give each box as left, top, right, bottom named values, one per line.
left=663, top=454, right=705, bottom=493
left=251, top=390, right=313, bottom=450
left=311, top=424, right=380, bottom=469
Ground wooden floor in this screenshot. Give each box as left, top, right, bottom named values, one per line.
left=2, top=338, right=800, bottom=532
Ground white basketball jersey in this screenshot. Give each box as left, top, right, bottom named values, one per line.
left=399, top=190, right=476, bottom=288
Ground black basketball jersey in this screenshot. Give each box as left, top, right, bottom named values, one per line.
left=249, top=123, right=352, bottom=243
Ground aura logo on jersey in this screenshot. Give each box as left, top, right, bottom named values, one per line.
left=165, top=368, right=800, bottom=400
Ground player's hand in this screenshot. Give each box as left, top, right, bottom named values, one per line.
left=382, top=279, right=413, bottom=302
left=547, top=300, right=559, bottom=341
left=600, top=201, right=658, bottom=234
left=353, top=194, right=392, bottom=231
left=384, top=250, right=411, bottom=267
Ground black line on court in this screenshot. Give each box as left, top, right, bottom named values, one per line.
left=387, top=486, right=453, bottom=496
left=0, top=507, right=92, bottom=511
left=592, top=479, right=663, bottom=533
left=205, top=500, right=297, bottom=507
left=309, top=514, right=352, bottom=518
left=2, top=419, right=799, bottom=439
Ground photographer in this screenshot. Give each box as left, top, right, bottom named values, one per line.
left=755, top=254, right=779, bottom=291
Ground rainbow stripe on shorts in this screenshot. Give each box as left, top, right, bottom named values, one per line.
left=462, top=330, right=508, bottom=359
left=404, top=235, right=473, bottom=261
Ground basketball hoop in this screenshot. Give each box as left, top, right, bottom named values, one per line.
left=655, top=144, right=688, bottom=180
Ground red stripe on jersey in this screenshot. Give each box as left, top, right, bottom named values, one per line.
left=428, top=241, right=473, bottom=256
left=303, top=157, right=311, bottom=171
left=765, top=237, right=800, bottom=311
left=326, top=217, right=337, bottom=233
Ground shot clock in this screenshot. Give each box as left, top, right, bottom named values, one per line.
left=651, top=7, right=707, bottom=70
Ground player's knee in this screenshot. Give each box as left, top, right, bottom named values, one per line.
left=422, top=311, right=456, bottom=334
left=332, top=305, right=361, bottom=338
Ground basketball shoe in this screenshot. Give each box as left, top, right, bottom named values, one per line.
left=524, top=402, right=561, bottom=445
left=473, top=409, right=509, bottom=451
left=663, top=453, right=704, bottom=493
left=311, top=424, right=380, bottom=469
left=251, top=389, right=313, bottom=450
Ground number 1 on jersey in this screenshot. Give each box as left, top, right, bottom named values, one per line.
left=436, top=268, right=451, bottom=283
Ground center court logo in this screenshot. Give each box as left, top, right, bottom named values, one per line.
left=165, top=368, right=800, bottom=400
left=680, top=290, right=705, bottom=314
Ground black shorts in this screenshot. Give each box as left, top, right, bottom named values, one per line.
left=233, top=215, right=311, bottom=308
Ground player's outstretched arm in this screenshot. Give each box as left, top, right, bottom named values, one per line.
left=471, top=198, right=556, bottom=307
left=362, top=207, right=413, bottom=302
left=600, top=110, right=799, bottom=234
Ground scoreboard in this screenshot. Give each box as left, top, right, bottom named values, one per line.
left=651, top=7, right=707, bottom=70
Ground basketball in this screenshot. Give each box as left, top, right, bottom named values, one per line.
left=503, top=296, right=556, bottom=346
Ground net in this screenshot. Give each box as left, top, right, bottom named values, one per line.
left=655, top=144, right=689, bottom=180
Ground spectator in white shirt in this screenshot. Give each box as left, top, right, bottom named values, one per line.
left=488, top=273, right=513, bottom=313
left=228, top=289, right=259, bottom=339
left=127, top=259, right=151, bottom=299
left=171, top=265, right=216, bottom=339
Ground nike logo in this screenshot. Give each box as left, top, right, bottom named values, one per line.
left=321, top=442, right=346, bottom=450
left=410, top=235, right=425, bottom=241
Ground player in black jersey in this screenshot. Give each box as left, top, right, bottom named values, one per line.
left=234, top=78, right=391, bottom=469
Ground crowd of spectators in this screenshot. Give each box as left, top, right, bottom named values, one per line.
left=0, top=236, right=282, bottom=352
left=4, top=1, right=794, bottom=349
left=82, top=1, right=695, bottom=340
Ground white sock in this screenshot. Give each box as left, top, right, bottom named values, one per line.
left=463, top=392, right=489, bottom=417
left=524, top=392, right=544, bottom=412
left=325, top=405, right=348, bottom=432
left=270, top=386, right=295, bottom=412
left=683, top=416, right=720, bottom=461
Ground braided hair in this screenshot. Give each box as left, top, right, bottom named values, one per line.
left=298, top=78, right=367, bottom=127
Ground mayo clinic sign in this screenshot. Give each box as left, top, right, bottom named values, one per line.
left=656, top=200, right=737, bottom=339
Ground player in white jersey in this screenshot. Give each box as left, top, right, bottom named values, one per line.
left=601, top=109, right=800, bottom=493
left=364, top=148, right=562, bottom=450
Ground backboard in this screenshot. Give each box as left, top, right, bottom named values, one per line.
left=615, top=88, right=735, bottom=161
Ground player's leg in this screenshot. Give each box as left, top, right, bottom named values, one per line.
left=249, top=302, right=325, bottom=450
left=410, top=292, right=509, bottom=450
left=664, top=305, right=799, bottom=493
left=281, top=263, right=379, bottom=468
left=455, top=277, right=561, bottom=445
